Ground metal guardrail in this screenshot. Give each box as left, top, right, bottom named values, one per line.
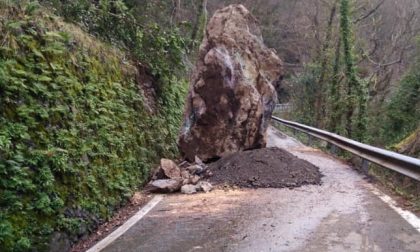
left=271, top=116, right=420, bottom=181
left=275, top=103, right=292, bottom=112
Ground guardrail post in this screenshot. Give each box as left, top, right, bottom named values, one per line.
left=361, top=159, right=370, bottom=174
left=330, top=144, right=338, bottom=155
left=307, top=134, right=313, bottom=146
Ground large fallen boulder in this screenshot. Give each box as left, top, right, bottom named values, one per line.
left=179, top=4, right=283, bottom=161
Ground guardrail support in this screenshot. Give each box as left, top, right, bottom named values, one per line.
left=330, top=144, right=338, bottom=155
left=307, top=134, right=313, bottom=146
left=361, top=159, right=370, bottom=174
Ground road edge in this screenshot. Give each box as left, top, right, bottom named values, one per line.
left=366, top=184, right=420, bottom=232
left=86, top=195, right=164, bottom=252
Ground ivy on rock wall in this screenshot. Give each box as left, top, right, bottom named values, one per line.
left=0, top=2, right=187, bottom=251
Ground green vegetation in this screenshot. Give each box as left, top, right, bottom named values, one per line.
left=339, top=0, right=367, bottom=141
left=381, top=62, right=420, bottom=146
left=292, top=0, right=368, bottom=141
left=0, top=1, right=187, bottom=251
left=41, top=0, right=187, bottom=78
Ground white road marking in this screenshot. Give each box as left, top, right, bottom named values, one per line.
left=86, top=195, right=164, bottom=252
left=368, top=185, right=420, bottom=232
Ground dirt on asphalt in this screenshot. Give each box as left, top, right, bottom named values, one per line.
left=70, top=192, right=152, bottom=252
left=208, top=147, right=322, bottom=188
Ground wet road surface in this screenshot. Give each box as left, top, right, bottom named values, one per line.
left=102, top=127, right=420, bottom=252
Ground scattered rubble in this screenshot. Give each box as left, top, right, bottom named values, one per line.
left=178, top=4, right=283, bottom=162
left=148, top=146, right=322, bottom=194
left=147, top=157, right=213, bottom=195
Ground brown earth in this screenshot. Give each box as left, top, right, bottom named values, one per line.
left=208, top=147, right=322, bottom=188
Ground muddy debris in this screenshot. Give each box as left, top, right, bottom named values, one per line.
left=208, top=147, right=322, bottom=189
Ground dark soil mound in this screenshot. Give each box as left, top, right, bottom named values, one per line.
left=208, top=148, right=322, bottom=188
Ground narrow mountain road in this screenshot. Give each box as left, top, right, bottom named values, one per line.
left=101, top=127, right=420, bottom=252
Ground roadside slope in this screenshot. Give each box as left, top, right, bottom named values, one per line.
left=0, top=3, right=186, bottom=251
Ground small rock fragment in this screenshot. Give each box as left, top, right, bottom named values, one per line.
left=150, top=166, right=166, bottom=180
left=186, top=164, right=203, bottom=175
left=178, top=160, right=189, bottom=168
left=182, top=179, right=190, bottom=185
left=181, top=184, right=197, bottom=194
left=181, top=170, right=191, bottom=179
left=197, top=181, right=213, bottom=193
left=206, top=170, right=213, bottom=177
left=195, top=156, right=205, bottom=167
left=160, top=159, right=181, bottom=179
left=147, top=179, right=182, bottom=193
left=190, top=175, right=201, bottom=185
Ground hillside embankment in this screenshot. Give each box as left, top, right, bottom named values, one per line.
left=0, top=3, right=187, bottom=251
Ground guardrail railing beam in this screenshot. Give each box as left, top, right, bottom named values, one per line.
left=271, top=116, right=420, bottom=181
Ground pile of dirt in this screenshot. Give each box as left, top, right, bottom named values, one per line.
left=208, top=148, right=322, bottom=188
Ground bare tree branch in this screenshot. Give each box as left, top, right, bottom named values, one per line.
left=354, top=0, right=385, bottom=24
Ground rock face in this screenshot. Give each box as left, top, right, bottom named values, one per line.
left=179, top=4, right=283, bottom=161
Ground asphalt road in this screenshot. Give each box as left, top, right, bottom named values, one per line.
left=102, top=127, right=420, bottom=252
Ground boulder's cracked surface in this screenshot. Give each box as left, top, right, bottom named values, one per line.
left=179, top=4, right=283, bottom=161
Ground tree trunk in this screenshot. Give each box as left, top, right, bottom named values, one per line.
left=328, top=37, right=342, bottom=133
left=315, top=0, right=338, bottom=128
left=190, top=0, right=208, bottom=49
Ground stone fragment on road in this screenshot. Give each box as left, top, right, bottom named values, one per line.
left=197, top=181, right=213, bottom=193
left=147, top=179, right=182, bottom=193
left=181, top=184, right=197, bottom=194
left=178, top=4, right=283, bottom=162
